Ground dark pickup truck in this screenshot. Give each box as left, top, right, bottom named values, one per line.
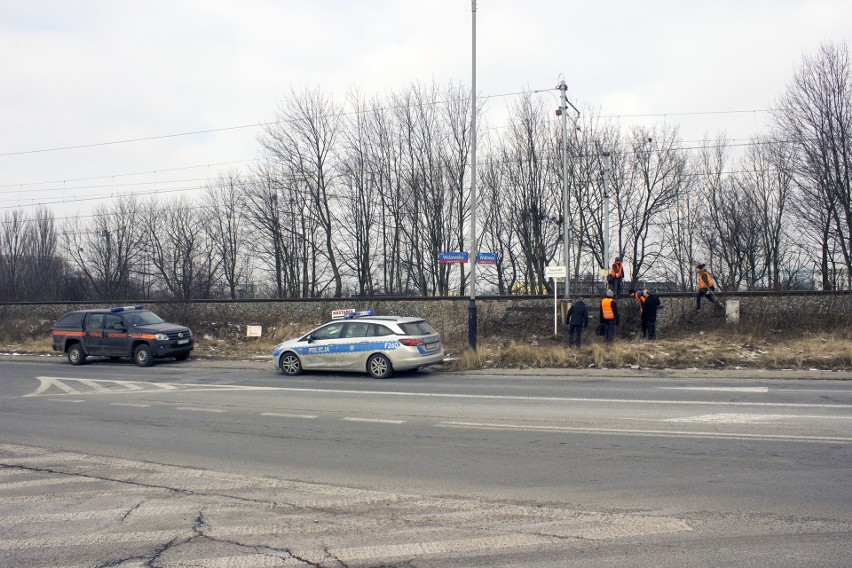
left=51, top=305, right=194, bottom=367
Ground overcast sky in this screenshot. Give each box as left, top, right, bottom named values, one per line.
left=1, top=0, right=850, bottom=218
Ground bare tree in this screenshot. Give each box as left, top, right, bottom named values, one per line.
left=339, top=89, right=381, bottom=296
left=697, top=136, right=747, bottom=289
left=660, top=171, right=701, bottom=290
left=774, top=42, right=852, bottom=289
left=0, top=209, right=27, bottom=300
left=734, top=138, right=796, bottom=289
left=501, top=93, right=561, bottom=293
left=206, top=172, right=248, bottom=299
left=63, top=197, right=144, bottom=299
left=478, top=137, right=517, bottom=295
left=619, top=124, right=688, bottom=289
left=259, top=88, right=344, bottom=297
left=141, top=197, right=217, bottom=299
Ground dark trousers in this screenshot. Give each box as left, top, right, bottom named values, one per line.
left=568, top=324, right=584, bottom=347
left=696, top=287, right=721, bottom=310
left=603, top=321, right=616, bottom=343
left=645, top=319, right=657, bottom=340
left=640, top=318, right=648, bottom=338
left=609, top=277, right=623, bottom=297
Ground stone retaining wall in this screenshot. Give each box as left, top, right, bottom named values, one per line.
left=2, top=291, right=850, bottom=347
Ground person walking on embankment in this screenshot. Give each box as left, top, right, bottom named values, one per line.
left=696, top=263, right=723, bottom=311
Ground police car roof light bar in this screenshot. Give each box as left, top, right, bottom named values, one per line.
left=332, top=309, right=374, bottom=320
left=345, top=310, right=374, bottom=319
left=111, top=305, right=145, bottom=313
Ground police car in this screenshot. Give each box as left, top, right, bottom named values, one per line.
left=272, top=310, right=445, bottom=379
left=51, top=305, right=193, bottom=367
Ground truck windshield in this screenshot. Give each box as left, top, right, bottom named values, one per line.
left=125, top=311, right=166, bottom=326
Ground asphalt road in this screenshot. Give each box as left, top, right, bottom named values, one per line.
left=1, top=356, right=851, bottom=567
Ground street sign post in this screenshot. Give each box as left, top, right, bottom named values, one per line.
left=545, top=265, right=566, bottom=336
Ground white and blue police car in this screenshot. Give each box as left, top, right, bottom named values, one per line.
left=272, top=310, right=445, bottom=379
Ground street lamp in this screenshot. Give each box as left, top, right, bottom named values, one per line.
left=468, top=0, right=478, bottom=349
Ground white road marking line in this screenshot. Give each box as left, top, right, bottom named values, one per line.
left=660, top=413, right=847, bottom=423
left=0, top=530, right=187, bottom=551
left=77, top=379, right=112, bottom=392
left=1, top=477, right=100, bottom=490
left=261, top=412, right=318, bottom=419
left=437, top=421, right=852, bottom=444
left=0, top=504, right=245, bottom=526
left=49, top=399, right=83, bottom=402
left=333, top=534, right=560, bottom=561
left=26, top=377, right=180, bottom=397
left=25, top=378, right=852, bottom=411
left=342, top=417, right=406, bottom=424
left=660, top=386, right=769, bottom=393
left=0, top=488, right=167, bottom=505
left=25, top=376, right=82, bottom=396
left=109, top=402, right=151, bottom=408
left=226, top=386, right=852, bottom=410
left=175, top=407, right=225, bottom=413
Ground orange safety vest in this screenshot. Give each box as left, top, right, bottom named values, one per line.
left=633, top=291, right=646, bottom=313
left=610, top=261, right=623, bottom=279
left=698, top=269, right=714, bottom=289
left=601, top=297, right=615, bottom=320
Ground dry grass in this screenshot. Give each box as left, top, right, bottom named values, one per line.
left=7, top=328, right=852, bottom=371
left=444, top=331, right=852, bottom=371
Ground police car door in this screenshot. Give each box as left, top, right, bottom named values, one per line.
left=339, top=321, right=373, bottom=370
left=301, top=321, right=348, bottom=370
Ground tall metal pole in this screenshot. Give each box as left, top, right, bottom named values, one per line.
left=601, top=151, right=612, bottom=275
left=467, top=0, right=478, bottom=349
left=558, top=80, right=570, bottom=301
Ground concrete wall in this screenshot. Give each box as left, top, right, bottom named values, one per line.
left=3, top=291, right=851, bottom=347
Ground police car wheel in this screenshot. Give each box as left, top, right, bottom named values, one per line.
left=67, top=343, right=86, bottom=366
left=134, top=344, right=154, bottom=367
left=367, top=354, right=393, bottom=379
left=279, top=352, right=303, bottom=376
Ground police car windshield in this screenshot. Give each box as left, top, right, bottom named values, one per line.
left=125, top=311, right=165, bottom=326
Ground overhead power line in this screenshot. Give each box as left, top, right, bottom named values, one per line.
left=0, top=85, right=775, bottom=158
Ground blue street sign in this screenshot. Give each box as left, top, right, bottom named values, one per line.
left=438, top=251, right=469, bottom=264
left=476, top=252, right=498, bottom=264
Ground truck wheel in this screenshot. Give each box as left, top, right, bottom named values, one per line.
left=174, top=352, right=190, bottom=361
left=67, top=343, right=86, bottom=366
left=134, top=344, right=154, bottom=367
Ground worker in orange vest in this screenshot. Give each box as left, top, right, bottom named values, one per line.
left=599, top=289, right=620, bottom=343
left=629, top=288, right=647, bottom=337
left=608, top=256, right=624, bottom=297
left=696, top=263, right=722, bottom=310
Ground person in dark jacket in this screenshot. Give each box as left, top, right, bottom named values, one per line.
left=566, top=297, right=589, bottom=347
left=641, top=289, right=662, bottom=340
left=628, top=288, right=647, bottom=337
left=599, top=289, right=620, bottom=343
